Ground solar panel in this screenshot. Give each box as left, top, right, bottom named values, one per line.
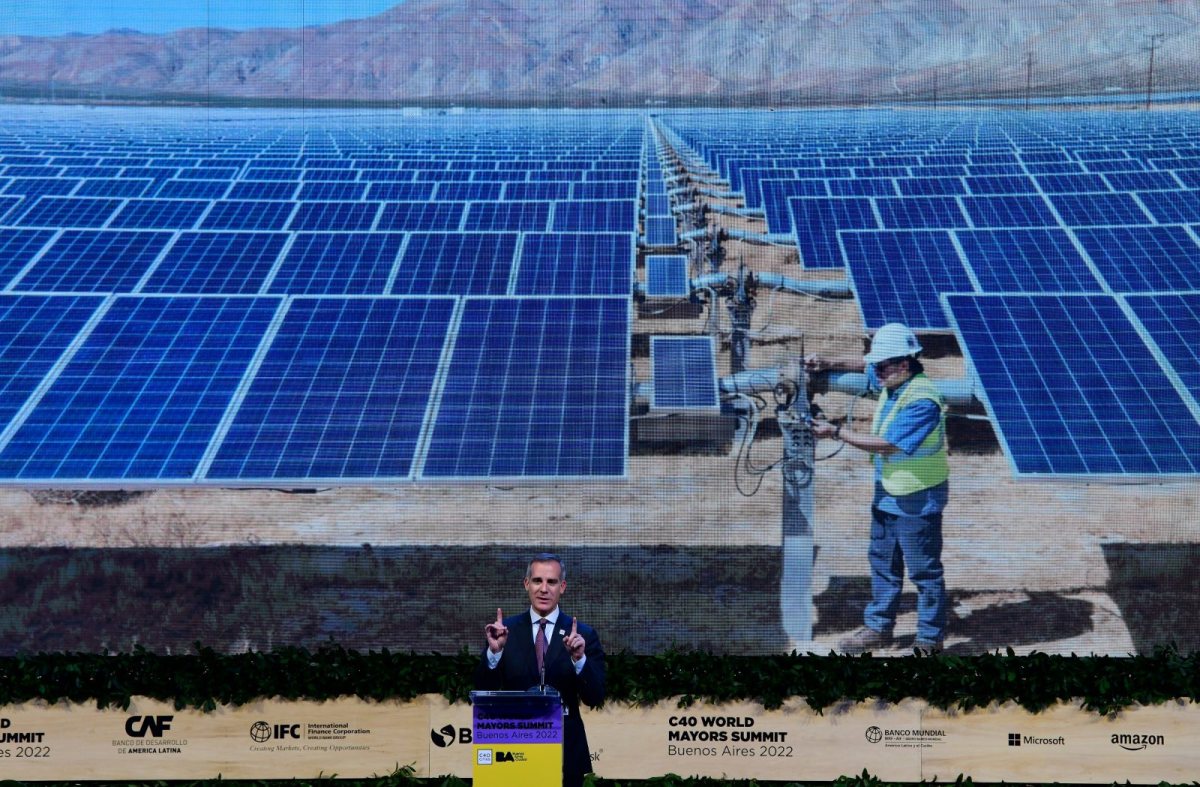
left=1103, top=171, right=1180, bottom=191
left=204, top=297, right=456, bottom=482
left=297, top=181, right=367, bottom=201
left=289, top=201, right=380, bottom=232
left=142, top=232, right=288, bottom=295
left=875, top=196, right=968, bottom=229
left=960, top=195, right=1057, bottom=228
left=943, top=292, right=1200, bottom=477
left=3, top=178, right=80, bottom=198
left=790, top=196, right=879, bottom=269
left=0, top=295, right=283, bottom=482
left=201, top=200, right=296, bottom=231
left=1073, top=225, right=1200, bottom=292
left=109, top=199, right=209, bottom=230
left=504, top=182, right=572, bottom=201
left=227, top=181, right=298, bottom=201
left=1035, top=173, right=1109, bottom=193
left=760, top=179, right=829, bottom=233
left=0, top=229, right=56, bottom=287
left=841, top=229, right=975, bottom=330
left=552, top=200, right=635, bottom=232
left=376, top=202, right=463, bottom=232
left=829, top=178, right=897, bottom=197
left=421, top=296, right=628, bottom=479
left=154, top=179, right=232, bottom=200
left=572, top=181, right=638, bottom=200
left=269, top=232, right=403, bottom=295
left=364, top=182, right=436, bottom=201
left=0, top=294, right=106, bottom=426
left=392, top=232, right=517, bottom=296
left=956, top=228, right=1104, bottom=292
left=897, top=177, right=966, bottom=196
left=644, top=216, right=677, bottom=247
left=965, top=175, right=1038, bottom=195
left=434, top=181, right=503, bottom=202
left=644, top=193, right=672, bottom=216
left=0, top=196, right=19, bottom=223
left=75, top=179, right=152, bottom=199
left=644, top=254, right=690, bottom=298
left=1048, top=192, right=1152, bottom=226
left=13, top=196, right=122, bottom=229
left=1125, top=292, right=1200, bottom=404
left=650, top=336, right=719, bottom=412
left=1136, top=190, right=1200, bottom=223
left=462, top=201, right=551, bottom=232
left=14, top=230, right=173, bottom=292
left=514, top=232, right=633, bottom=296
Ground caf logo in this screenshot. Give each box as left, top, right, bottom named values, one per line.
left=865, top=726, right=883, bottom=744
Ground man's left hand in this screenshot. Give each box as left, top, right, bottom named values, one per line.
left=564, top=618, right=586, bottom=662
left=811, top=418, right=838, bottom=439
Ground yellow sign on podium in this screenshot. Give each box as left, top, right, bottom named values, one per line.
left=470, top=690, right=564, bottom=787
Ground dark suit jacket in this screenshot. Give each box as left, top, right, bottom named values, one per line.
left=474, top=611, right=605, bottom=785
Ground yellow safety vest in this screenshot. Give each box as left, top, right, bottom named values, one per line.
left=871, top=372, right=949, bottom=496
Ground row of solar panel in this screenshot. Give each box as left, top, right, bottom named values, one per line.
left=743, top=167, right=1200, bottom=211
left=0, top=293, right=629, bottom=483
left=1, top=177, right=641, bottom=201
left=788, top=193, right=1200, bottom=267
left=0, top=229, right=635, bottom=298
left=726, top=154, right=1200, bottom=194
left=840, top=225, right=1200, bottom=330
left=0, top=197, right=639, bottom=234
left=945, top=292, right=1200, bottom=478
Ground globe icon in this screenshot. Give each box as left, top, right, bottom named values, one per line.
left=250, top=721, right=272, bottom=743
left=865, top=726, right=883, bottom=744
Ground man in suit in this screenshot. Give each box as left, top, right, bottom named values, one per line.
left=475, top=553, right=605, bottom=787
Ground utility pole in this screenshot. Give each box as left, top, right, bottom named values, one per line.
left=1145, top=34, right=1164, bottom=111
left=1024, top=52, right=1034, bottom=110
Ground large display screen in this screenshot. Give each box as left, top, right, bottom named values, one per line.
left=1, top=1, right=1198, bottom=657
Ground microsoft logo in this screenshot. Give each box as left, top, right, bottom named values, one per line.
left=1008, top=733, right=1021, bottom=746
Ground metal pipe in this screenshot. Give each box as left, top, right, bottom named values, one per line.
left=679, top=228, right=710, bottom=243
left=706, top=204, right=764, bottom=218
left=812, top=371, right=976, bottom=407
left=754, top=272, right=852, bottom=299
left=690, top=272, right=731, bottom=291
left=723, top=228, right=795, bottom=246
left=719, top=368, right=781, bottom=395
left=697, top=188, right=743, bottom=199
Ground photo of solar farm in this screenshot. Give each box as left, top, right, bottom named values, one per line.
left=1, top=1, right=1199, bottom=656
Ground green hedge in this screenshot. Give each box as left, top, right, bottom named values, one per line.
left=2, top=644, right=1197, bottom=714
left=2, top=645, right=1198, bottom=786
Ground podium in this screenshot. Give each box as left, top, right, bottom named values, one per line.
left=470, top=688, right=564, bottom=787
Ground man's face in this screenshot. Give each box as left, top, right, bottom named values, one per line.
left=524, top=560, right=566, bottom=616
left=874, top=356, right=912, bottom=389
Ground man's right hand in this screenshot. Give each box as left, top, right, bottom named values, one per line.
left=485, top=607, right=508, bottom=653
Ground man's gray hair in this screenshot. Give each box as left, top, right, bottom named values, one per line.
left=526, top=552, right=566, bottom=582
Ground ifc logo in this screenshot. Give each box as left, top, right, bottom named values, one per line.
left=250, top=721, right=273, bottom=743
left=865, top=726, right=884, bottom=744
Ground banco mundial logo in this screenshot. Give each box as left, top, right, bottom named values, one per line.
left=250, top=722, right=272, bottom=743
left=865, top=726, right=883, bottom=744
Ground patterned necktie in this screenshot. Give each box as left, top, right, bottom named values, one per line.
left=535, top=618, right=548, bottom=675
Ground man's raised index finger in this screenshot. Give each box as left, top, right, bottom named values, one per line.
left=495, top=607, right=504, bottom=624
left=571, top=618, right=578, bottom=636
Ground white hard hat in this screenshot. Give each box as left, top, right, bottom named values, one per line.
left=864, top=323, right=922, bottom=367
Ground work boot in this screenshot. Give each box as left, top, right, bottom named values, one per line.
left=837, top=625, right=893, bottom=654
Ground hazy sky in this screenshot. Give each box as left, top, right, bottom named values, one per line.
left=2, top=1, right=404, bottom=36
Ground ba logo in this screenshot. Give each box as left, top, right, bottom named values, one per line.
left=126, top=715, right=173, bottom=737
left=430, top=724, right=472, bottom=747
left=495, top=751, right=516, bottom=762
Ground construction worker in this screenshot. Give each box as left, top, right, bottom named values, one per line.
left=807, top=323, right=949, bottom=654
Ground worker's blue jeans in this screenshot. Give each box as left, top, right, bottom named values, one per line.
left=864, top=504, right=948, bottom=642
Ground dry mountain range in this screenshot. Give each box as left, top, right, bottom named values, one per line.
left=2, top=0, right=1199, bottom=104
